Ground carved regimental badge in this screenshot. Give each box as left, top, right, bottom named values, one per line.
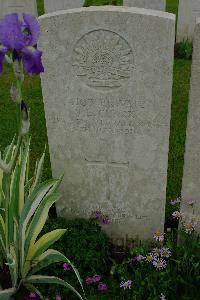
left=72, top=29, right=134, bottom=90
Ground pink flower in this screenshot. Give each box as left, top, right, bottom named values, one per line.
left=187, top=198, right=195, bottom=206
left=170, top=197, right=181, bottom=205
left=153, top=231, right=164, bottom=242
left=63, top=262, right=71, bottom=271
left=152, top=258, right=167, bottom=270
left=120, top=280, right=132, bottom=290
left=134, top=254, right=145, bottom=261
left=172, top=211, right=184, bottom=220
left=29, top=293, right=37, bottom=298
left=55, top=296, right=61, bottom=300
left=97, top=283, right=108, bottom=291
left=160, top=248, right=172, bottom=258
left=102, top=216, right=112, bottom=225
left=85, top=277, right=94, bottom=285
left=92, top=275, right=102, bottom=283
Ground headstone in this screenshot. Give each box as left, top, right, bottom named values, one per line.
left=177, top=0, right=200, bottom=42
left=39, top=6, right=175, bottom=242
left=44, top=0, right=84, bottom=13
left=181, top=19, right=200, bottom=232
left=124, top=0, right=166, bottom=11
left=0, top=0, right=37, bottom=16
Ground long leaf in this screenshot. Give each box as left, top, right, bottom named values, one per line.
left=19, top=179, right=60, bottom=274
left=26, top=229, right=66, bottom=262
left=29, top=249, right=85, bottom=297
left=0, top=288, right=16, bottom=300
left=18, top=140, right=30, bottom=215
left=25, top=192, right=61, bottom=257
left=30, top=150, right=45, bottom=195
left=25, top=275, right=85, bottom=300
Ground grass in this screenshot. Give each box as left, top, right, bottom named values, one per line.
left=1, top=0, right=191, bottom=221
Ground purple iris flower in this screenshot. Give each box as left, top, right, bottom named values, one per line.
left=0, top=13, right=44, bottom=74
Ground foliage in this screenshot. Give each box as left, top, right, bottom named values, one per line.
left=36, top=215, right=200, bottom=300
left=39, top=218, right=111, bottom=298
left=175, top=40, right=193, bottom=60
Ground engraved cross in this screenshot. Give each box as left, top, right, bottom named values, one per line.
left=85, top=158, right=129, bottom=201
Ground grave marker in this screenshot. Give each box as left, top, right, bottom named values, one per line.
left=44, top=0, right=84, bottom=13
left=39, top=6, right=175, bottom=241
left=181, top=19, right=200, bottom=232
left=123, top=0, right=166, bottom=11
left=0, top=0, right=37, bottom=16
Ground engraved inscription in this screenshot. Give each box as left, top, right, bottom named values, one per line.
left=72, top=29, right=134, bottom=90
left=85, top=158, right=129, bottom=201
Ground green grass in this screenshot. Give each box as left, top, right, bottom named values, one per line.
left=0, top=0, right=192, bottom=222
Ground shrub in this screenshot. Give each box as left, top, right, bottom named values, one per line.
left=175, top=40, right=193, bottom=59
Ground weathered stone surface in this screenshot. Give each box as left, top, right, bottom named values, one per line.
left=44, top=0, right=84, bottom=13
left=177, top=0, right=200, bottom=42
left=0, top=0, right=37, bottom=16
left=181, top=19, right=200, bottom=232
left=124, top=0, right=166, bottom=11
left=39, top=6, right=175, bottom=242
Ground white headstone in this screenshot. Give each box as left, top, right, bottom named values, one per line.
left=123, top=0, right=166, bottom=11
left=177, top=0, right=200, bottom=42
left=181, top=19, right=200, bottom=232
left=0, top=0, right=37, bottom=16
left=39, top=6, right=175, bottom=243
left=44, top=0, right=84, bottom=13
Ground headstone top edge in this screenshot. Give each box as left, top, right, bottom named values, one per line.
left=39, top=6, right=175, bottom=22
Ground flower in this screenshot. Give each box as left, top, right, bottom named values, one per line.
left=95, top=210, right=102, bottom=220
left=152, top=258, right=167, bottom=270
left=97, top=283, right=108, bottom=291
left=160, top=247, right=172, bottom=258
left=120, top=280, right=132, bottom=290
left=170, top=197, right=181, bottom=205
left=187, top=198, right=195, bottom=206
left=102, top=216, right=112, bottom=225
left=92, top=275, right=102, bottom=283
left=153, top=231, right=164, bottom=242
left=146, top=254, right=154, bottom=263
left=28, top=293, right=37, bottom=298
left=172, top=211, right=184, bottom=220
left=160, top=293, right=166, bottom=300
left=0, top=13, right=44, bottom=74
left=134, top=254, right=145, bottom=261
left=63, top=263, right=71, bottom=271
left=55, top=296, right=61, bottom=300
left=151, top=248, right=161, bottom=258
left=85, top=276, right=94, bottom=285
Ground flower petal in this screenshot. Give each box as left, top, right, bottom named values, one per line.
left=0, top=13, right=25, bottom=50
left=22, top=47, right=44, bottom=75
left=23, top=14, right=40, bottom=46
left=0, top=46, right=7, bottom=73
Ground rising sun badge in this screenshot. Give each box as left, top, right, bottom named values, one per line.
left=72, top=29, right=134, bottom=91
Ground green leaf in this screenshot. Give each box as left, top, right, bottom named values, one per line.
left=30, top=150, right=45, bottom=194
left=25, top=275, right=85, bottom=300
left=26, top=229, right=66, bottom=262
left=0, top=288, right=16, bottom=300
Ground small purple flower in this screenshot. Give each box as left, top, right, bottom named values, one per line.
left=63, top=262, right=71, bottom=271
left=134, top=254, right=145, bottom=262
left=92, top=275, right=102, bottom=283
left=160, top=247, right=172, bottom=258
left=55, top=296, right=61, bottom=300
left=0, top=13, right=44, bottom=74
left=170, top=197, right=181, bottom=205
left=153, top=231, right=164, bottom=242
left=120, top=280, right=132, bottom=290
left=85, top=276, right=94, bottom=285
left=95, top=210, right=103, bottom=220
left=28, top=293, right=37, bottom=298
left=102, top=216, right=112, bottom=225
left=97, top=283, right=108, bottom=291
left=152, top=258, right=167, bottom=270
left=187, top=198, right=195, bottom=206
left=172, top=211, right=184, bottom=220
